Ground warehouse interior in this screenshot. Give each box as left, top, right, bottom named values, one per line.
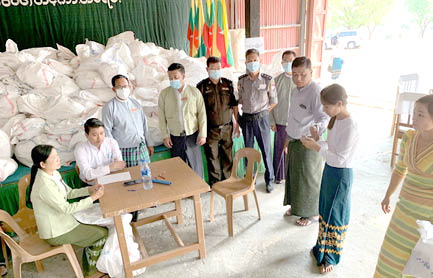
left=1, top=0, right=432, bottom=277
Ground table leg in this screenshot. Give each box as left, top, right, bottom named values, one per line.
left=114, top=215, right=133, bottom=278
left=192, top=194, right=206, bottom=259
left=175, top=200, right=183, bottom=224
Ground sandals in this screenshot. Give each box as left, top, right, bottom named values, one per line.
left=285, top=208, right=292, bottom=216
left=296, top=217, right=317, bottom=226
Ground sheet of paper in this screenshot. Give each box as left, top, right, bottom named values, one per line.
left=97, top=172, right=131, bottom=185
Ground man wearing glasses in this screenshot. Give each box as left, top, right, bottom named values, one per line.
left=102, top=74, right=154, bottom=168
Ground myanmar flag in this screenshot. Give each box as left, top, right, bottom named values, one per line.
left=210, top=0, right=234, bottom=67
left=187, top=0, right=206, bottom=58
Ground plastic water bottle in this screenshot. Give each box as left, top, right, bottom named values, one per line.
left=139, top=159, right=153, bottom=190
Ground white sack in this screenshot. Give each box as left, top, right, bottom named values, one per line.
left=0, top=93, right=19, bottom=119
left=101, top=42, right=135, bottom=70
left=1, top=114, right=26, bottom=137
left=46, top=59, right=74, bottom=77
left=10, top=117, right=45, bottom=144
left=0, top=158, right=18, bottom=182
left=75, top=71, right=106, bottom=89
left=16, top=62, right=57, bottom=88
left=106, top=31, right=135, bottom=48
left=83, top=88, right=115, bottom=104
left=17, top=94, right=85, bottom=120
left=98, top=63, right=128, bottom=88
left=0, top=129, right=11, bottom=158
left=56, top=43, right=76, bottom=61
left=73, top=204, right=146, bottom=278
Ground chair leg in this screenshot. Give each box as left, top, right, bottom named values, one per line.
left=243, top=195, right=249, bottom=211
left=391, top=128, right=400, bottom=168
left=12, top=255, right=22, bottom=278
left=35, top=260, right=44, bottom=272
left=253, top=190, right=261, bottom=220
left=226, top=196, right=234, bottom=237
left=1, top=238, right=9, bottom=269
left=64, top=244, right=84, bottom=278
left=390, top=113, right=396, bottom=137
left=210, top=190, right=214, bottom=222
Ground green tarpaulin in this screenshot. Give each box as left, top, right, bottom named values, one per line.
left=0, top=0, right=190, bottom=52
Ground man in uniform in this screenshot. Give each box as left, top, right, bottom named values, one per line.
left=238, top=48, right=278, bottom=193
left=270, top=50, right=296, bottom=184
left=196, top=56, right=240, bottom=186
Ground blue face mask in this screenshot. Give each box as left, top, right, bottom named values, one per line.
left=246, top=61, right=260, bottom=73
left=209, top=70, right=221, bottom=80
left=282, top=62, right=292, bottom=73
left=170, top=80, right=181, bottom=90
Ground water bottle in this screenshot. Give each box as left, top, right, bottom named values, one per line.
left=139, top=159, right=153, bottom=190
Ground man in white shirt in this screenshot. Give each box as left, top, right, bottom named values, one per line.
left=283, top=56, right=329, bottom=226
left=74, top=118, right=125, bottom=184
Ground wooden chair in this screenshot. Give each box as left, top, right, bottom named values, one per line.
left=0, top=209, right=83, bottom=278
left=209, top=148, right=262, bottom=237
left=390, top=74, right=419, bottom=136
left=390, top=92, right=425, bottom=167
left=0, top=174, right=41, bottom=271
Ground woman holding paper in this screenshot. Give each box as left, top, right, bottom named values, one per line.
left=29, top=145, right=108, bottom=278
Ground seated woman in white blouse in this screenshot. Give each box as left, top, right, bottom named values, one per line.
left=301, top=84, right=360, bottom=274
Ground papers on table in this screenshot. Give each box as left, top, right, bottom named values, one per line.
left=97, top=172, right=131, bottom=185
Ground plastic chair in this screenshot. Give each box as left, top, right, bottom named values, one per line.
left=390, top=92, right=425, bottom=167
left=390, top=74, right=419, bottom=136
left=1, top=174, right=40, bottom=271
left=0, top=209, right=83, bottom=278
left=209, top=148, right=262, bottom=237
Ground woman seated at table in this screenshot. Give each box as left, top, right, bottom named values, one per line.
left=29, top=145, right=108, bottom=278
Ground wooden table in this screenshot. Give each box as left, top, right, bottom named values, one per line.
left=99, top=157, right=210, bottom=278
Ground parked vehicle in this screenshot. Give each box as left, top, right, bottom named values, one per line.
left=324, top=30, right=361, bottom=49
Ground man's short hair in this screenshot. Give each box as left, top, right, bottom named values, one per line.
left=111, top=74, right=129, bottom=88
left=206, top=56, right=221, bottom=67
left=168, top=63, right=185, bottom=74
left=282, top=50, right=296, bottom=59
left=292, top=56, right=312, bottom=70
left=84, top=118, right=105, bottom=134
left=245, top=48, right=260, bottom=58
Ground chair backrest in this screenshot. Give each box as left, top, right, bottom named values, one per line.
left=398, top=74, right=419, bottom=93
left=231, top=148, right=262, bottom=184
left=17, top=174, right=30, bottom=210
left=396, top=92, right=426, bottom=127
left=75, top=165, right=80, bottom=176
left=0, top=210, right=31, bottom=257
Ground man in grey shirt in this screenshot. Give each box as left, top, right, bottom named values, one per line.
left=102, top=74, right=154, bottom=167
left=270, top=50, right=296, bottom=184
left=283, top=57, right=329, bottom=226
left=238, top=48, right=278, bottom=193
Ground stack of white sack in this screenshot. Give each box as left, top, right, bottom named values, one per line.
left=0, top=129, right=17, bottom=182
left=0, top=31, right=285, bottom=177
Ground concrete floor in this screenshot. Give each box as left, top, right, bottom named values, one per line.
left=6, top=105, right=399, bottom=278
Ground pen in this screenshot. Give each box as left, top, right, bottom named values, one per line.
left=152, top=179, right=172, bottom=185
left=128, top=189, right=136, bottom=191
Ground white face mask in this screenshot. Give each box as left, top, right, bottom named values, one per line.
left=116, top=88, right=130, bottom=100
